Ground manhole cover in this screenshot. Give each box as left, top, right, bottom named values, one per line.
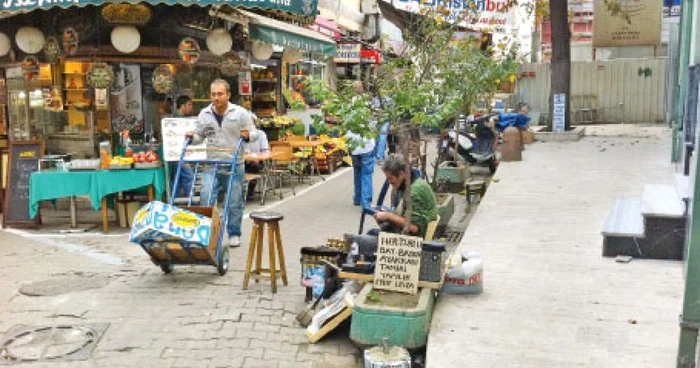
left=0, top=323, right=108, bottom=364
left=19, top=275, right=108, bottom=297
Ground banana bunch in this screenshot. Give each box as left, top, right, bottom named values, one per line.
left=110, top=156, right=134, bottom=165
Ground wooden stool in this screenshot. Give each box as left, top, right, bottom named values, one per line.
left=243, top=211, right=288, bottom=293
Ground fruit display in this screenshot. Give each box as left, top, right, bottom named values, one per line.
left=109, top=156, right=135, bottom=165
left=134, top=150, right=160, bottom=163
left=258, top=116, right=300, bottom=129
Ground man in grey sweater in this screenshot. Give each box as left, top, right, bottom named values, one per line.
left=186, top=79, right=258, bottom=247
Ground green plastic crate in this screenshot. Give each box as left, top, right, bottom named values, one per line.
left=350, top=284, right=435, bottom=350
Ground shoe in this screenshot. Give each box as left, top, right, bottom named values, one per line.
left=228, top=236, right=241, bottom=248
left=354, top=202, right=361, bottom=206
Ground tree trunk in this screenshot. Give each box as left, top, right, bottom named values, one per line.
left=549, top=0, right=571, bottom=130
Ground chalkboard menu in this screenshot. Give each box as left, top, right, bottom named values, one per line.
left=3, top=141, right=43, bottom=228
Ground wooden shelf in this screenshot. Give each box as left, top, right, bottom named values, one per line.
left=253, top=79, right=277, bottom=83
left=64, top=88, right=88, bottom=91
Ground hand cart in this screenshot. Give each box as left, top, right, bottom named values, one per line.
left=136, top=137, right=244, bottom=276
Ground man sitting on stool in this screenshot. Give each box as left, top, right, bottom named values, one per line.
left=244, top=128, right=269, bottom=199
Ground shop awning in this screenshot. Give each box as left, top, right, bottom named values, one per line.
left=0, top=0, right=318, bottom=22
left=241, top=10, right=336, bottom=55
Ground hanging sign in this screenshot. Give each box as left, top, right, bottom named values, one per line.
left=86, top=62, right=115, bottom=89
left=219, top=52, right=242, bottom=76
left=333, top=43, right=361, bottom=63
left=62, top=27, right=79, bottom=56
left=43, top=36, right=61, bottom=63
left=101, top=4, right=153, bottom=25
left=152, top=65, right=173, bottom=94
left=21, top=56, right=39, bottom=81
left=373, top=232, right=423, bottom=295
left=178, top=38, right=201, bottom=65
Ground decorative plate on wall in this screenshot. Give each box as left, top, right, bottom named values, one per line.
left=43, top=37, right=60, bottom=63
left=152, top=65, right=173, bottom=93
left=86, top=62, right=115, bottom=89
left=22, top=56, right=40, bottom=81
left=178, top=37, right=200, bottom=65
left=62, top=27, right=79, bottom=56
left=219, top=52, right=241, bottom=76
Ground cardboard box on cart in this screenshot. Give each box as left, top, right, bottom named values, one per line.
left=130, top=201, right=222, bottom=262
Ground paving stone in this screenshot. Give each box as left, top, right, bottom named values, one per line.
left=216, top=337, right=250, bottom=349
left=243, top=357, right=280, bottom=368
left=229, top=347, right=264, bottom=360
left=235, top=328, right=267, bottom=340
left=253, top=321, right=280, bottom=332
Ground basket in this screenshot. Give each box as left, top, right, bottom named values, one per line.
left=108, top=163, right=133, bottom=170
left=134, top=162, right=162, bottom=169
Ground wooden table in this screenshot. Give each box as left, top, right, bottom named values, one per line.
left=287, top=140, right=326, bottom=181
left=245, top=151, right=283, bottom=205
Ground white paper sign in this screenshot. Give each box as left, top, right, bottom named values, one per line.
left=161, top=118, right=207, bottom=162
left=373, top=232, right=422, bottom=294
left=553, top=93, right=566, bottom=133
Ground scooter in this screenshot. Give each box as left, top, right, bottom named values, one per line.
left=440, top=114, right=499, bottom=174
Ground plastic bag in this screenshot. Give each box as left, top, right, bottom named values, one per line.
left=441, top=251, right=483, bottom=294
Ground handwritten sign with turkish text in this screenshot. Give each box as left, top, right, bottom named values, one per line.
left=373, top=232, right=422, bottom=294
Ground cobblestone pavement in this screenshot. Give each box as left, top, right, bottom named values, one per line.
left=0, top=166, right=381, bottom=368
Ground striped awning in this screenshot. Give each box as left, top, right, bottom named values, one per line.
left=0, top=0, right=318, bottom=21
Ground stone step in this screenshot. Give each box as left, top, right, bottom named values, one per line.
left=640, top=184, right=684, bottom=219
left=601, top=198, right=644, bottom=238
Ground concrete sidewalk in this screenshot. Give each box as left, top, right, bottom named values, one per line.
left=427, top=125, right=683, bottom=367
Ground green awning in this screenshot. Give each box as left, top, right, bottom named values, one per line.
left=244, top=10, right=336, bottom=55
left=1, top=0, right=318, bottom=20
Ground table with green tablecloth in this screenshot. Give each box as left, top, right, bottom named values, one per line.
left=30, top=168, right=165, bottom=232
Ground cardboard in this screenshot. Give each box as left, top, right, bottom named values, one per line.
left=373, top=232, right=422, bottom=295
left=130, top=201, right=213, bottom=246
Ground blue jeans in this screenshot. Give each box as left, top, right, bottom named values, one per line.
left=200, top=164, right=245, bottom=238
left=352, top=153, right=375, bottom=208
left=376, top=123, right=389, bottom=161
left=172, top=163, right=194, bottom=198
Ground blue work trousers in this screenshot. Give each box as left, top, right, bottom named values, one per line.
left=172, top=163, right=194, bottom=198
left=200, top=164, right=245, bottom=238
left=352, top=153, right=375, bottom=208
left=375, top=123, right=390, bottom=161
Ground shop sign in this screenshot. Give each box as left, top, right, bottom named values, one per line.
left=1, top=0, right=318, bottom=22
left=373, top=232, right=422, bottom=295
left=178, top=37, right=200, bottom=65
left=249, top=24, right=336, bottom=55
left=307, top=16, right=340, bottom=41
left=360, top=49, right=381, bottom=64
left=101, top=4, right=152, bottom=25
left=593, top=0, right=662, bottom=47
left=334, top=43, right=361, bottom=64
left=388, top=0, right=517, bottom=31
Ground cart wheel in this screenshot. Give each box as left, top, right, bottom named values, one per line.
left=160, top=263, right=174, bottom=274
left=217, top=247, right=229, bottom=276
